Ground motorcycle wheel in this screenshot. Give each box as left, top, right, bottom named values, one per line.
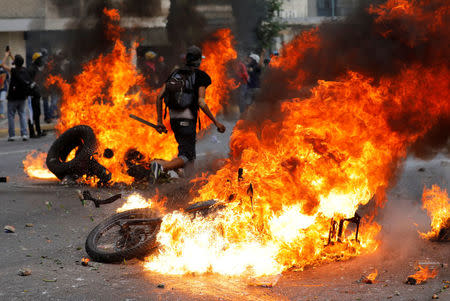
left=85, top=209, right=162, bottom=263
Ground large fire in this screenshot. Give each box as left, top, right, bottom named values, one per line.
left=419, top=185, right=450, bottom=240
left=23, top=1, right=449, bottom=278
left=23, top=9, right=237, bottom=184
left=129, top=0, right=448, bottom=277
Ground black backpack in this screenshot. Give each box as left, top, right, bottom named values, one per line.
left=164, top=69, right=196, bottom=111
left=8, top=67, right=33, bottom=100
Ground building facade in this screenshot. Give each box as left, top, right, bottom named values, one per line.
left=0, top=0, right=170, bottom=64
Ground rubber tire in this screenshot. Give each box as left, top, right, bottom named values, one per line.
left=85, top=209, right=161, bottom=263
left=46, top=125, right=97, bottom=180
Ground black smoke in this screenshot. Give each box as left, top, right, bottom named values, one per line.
left=230, top=0, right=267, bottom=54
left=166, top=0, right=207, bottom=53
left=247, top=0, right=449, bottom=157
left=49, top=0, right=162, bottom=79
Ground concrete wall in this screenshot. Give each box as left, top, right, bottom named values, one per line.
left=0, top=0, right=45, bottom=18
left=0, top=32, right=27, bottom=64
left=281, top=0, right=309, bottom=19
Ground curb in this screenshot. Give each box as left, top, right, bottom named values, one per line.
left=0, top=123, right=56, bottom=138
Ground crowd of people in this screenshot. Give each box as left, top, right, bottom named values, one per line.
left=0, top=47, right=59, bottom=141
left=0, top=45, right=275, bottom=143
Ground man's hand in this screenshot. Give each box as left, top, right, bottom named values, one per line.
left=156, top=122, right=167, bottom=134
left=215, top=122, right=226, bottom=133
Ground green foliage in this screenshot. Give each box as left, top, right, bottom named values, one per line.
left=256, top=0, right=285, bottom=50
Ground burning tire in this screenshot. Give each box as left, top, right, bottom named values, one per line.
left=46, top=125, right=98, bottom=180
left=85, top=209, right=162, bottom=263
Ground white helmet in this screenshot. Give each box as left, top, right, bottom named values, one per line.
left=249, top=53, right=260, bottom=64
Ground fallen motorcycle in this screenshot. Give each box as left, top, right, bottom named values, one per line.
left=82, top=192, right=218, bottom=263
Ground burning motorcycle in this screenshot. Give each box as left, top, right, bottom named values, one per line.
left=82, top=191, right=219, bottom=263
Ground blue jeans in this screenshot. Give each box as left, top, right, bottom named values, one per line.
left=43, top=94, right=58, bottom=119
left=0, top=90, right=6, bottom=115
left=8, top=100, right=27, bottom=137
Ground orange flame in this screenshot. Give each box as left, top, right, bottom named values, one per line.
left=23, top=151, right=58, bottom=180
left=117, top=193, right=153, bottom=213
left=408, top=266, right=438, bottom=284
left=140, top=0, right=449, bottom=277
left=24, top=10, right=237, bottom=184
left=363, top=269, right=378, bottom=284
left=81, top=257, right=90, bottom=266
left=419, top=185, right=450, bottom=240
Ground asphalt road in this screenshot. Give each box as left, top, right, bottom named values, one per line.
left=0, top=125, right=449, bottom=301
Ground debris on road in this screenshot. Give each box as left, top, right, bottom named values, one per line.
left=157, top=284, right=165, bottom=289
left=248, top=274, right=281, bottom=288
left=45, top=201, right=52, bottom=210
left=80, top=190, right=122, bottom=208
left=406, top=266, right=438, bottom=285
left=81, top=257, right=90, bottom=266
left=432, top=294, right=439, bottom=299
left=25, top=223, right=34, bottom=228
left=4, top=225, right=16, bottom=233
left=414, top=260, right=448, bottom=270
left=42, top=278, right=57, bottom=282
left=0, top=176, right=9, bottom=182
left=18, top=268, right=32, bottom=276
left=362, top=269, right=378, bottom=284
left=418, top=167, right=425, bottom=172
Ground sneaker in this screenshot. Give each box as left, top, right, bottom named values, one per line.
left=22, top=135, right=28, bottom=141
left=7, top=137, right=14, bottom=142
left=150, top=161, right=163, bottom=184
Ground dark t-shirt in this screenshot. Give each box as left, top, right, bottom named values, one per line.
left=247, top=61, right=261, bottom=89
left=167, top=68, right=211, bottom=94
left=8, top=67, right=31, bottom=101
left=165, top=68, right=211, bottom=117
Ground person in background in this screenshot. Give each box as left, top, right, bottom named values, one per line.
left=1, top=50, right=31, bottom=141
left=0, top=62, right=9, bottom=119
left=230, top=57, right=249, bottom=114
left=142, top=51, right=160, bottom=89
left=27, top=52, right=46, bottom=138
left=38, top=48, right=54, bottom=124
left=245, top=53, right=262, bottom=109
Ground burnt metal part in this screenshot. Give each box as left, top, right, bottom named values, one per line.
left=238, top=168, right=243, bottom=181
left=247, top=183, right=254, bottom=211
left=436, top=224, right=450, bottom=242
left=103, top=148, right=114, bottom=159
left=0, top=177, right=8, bottom=183
left=406, top=277, right=417, bottom=285
left=184, top=199, right=217, bottom=213
left=327, top=213, right=361, bottom=245
left=82, top=190, right=122, bottom=208
left=125, top=148, right=151, bottom=182
left=87, top=159, right=112, bottom=186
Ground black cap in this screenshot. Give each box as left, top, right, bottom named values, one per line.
left=13, top=55, right=24, bottom=67
left=186, top=45, right=202, bottom=67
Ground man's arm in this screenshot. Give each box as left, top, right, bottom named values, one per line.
left=198, top=86, right=226, bottom=133
left=156, top=84, right=167, bottom=133
left=1, top=51, right=11, bottom=73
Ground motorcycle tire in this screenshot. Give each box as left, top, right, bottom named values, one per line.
left=46, top=125, right=97, bottom=180
left=85, top=209, right=162, bottom=263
